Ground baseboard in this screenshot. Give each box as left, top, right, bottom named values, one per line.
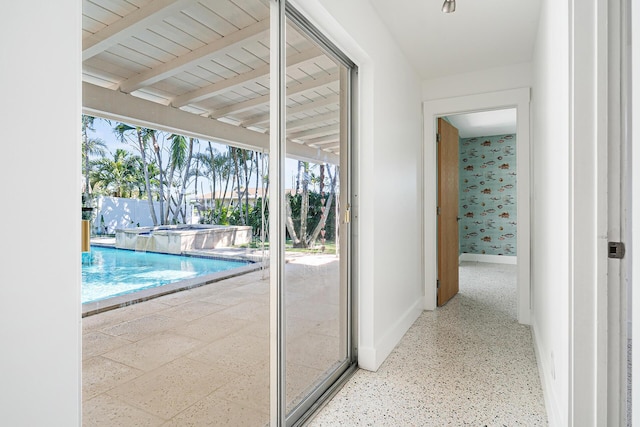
left=357, top=297, right=424, bottom=372
left=532, top=319, right=563, bottom=427
left=459, top=253, right=517, bottom=264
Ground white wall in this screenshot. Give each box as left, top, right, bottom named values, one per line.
left=0, top=1, right=81, bottom=425
left=530, top=0, right=571, bottom=425
left=422, top=62, right=532, bottom=101
left=292, top=0, right=425, bottom=370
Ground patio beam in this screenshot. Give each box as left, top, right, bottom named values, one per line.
left=119, top=18, right=269, bottom=94
left=82, top=82, right=339, bottom=164
left=83, top=0, right=196, bottom=61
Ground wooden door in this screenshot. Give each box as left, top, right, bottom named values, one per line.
left=437, top=118, right=459, bottom=306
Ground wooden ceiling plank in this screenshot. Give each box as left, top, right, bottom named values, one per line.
left=119, top=18, right=269, bottom=93
left=212, top=72, right=337, bottom=118
left=227, top=0, right=270, bottom=22
left=83, top=1, right=122, bottom=26
left=134, top=28, right=191, bottom=58
left=182, top=3, right=239, bottom=35
left=285, top=111, right=339, bottom=131
left=201, top=0, right=257, bottom=29
left=83, top=14, right=106, bottom=34
left=289, top=123, right=339, bottom=140
left=241, top=93, right=339, bottom=126
left=172, top=47, right=321, bottom=108
left=308, top=139, right=340, bottom=147
left=83, top=0, right=196, bottom=61
left=92, top=0, right=139, bottom=18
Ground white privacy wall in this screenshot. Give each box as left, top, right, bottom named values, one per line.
left=531, top=0, right=570, bottom=425
left=292, top=0, right=425, bottom=371
left=1, top=0, right=81, bottom=425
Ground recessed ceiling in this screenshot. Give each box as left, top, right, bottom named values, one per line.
left=445, top=108, right=516, bottom=138
left=369, top=0, right=541, bottom=80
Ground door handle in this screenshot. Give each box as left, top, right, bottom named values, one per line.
left=456, top=217, right=461, bottom=222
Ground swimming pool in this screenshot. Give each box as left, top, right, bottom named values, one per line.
left=82, top=246, right=252, bottom=305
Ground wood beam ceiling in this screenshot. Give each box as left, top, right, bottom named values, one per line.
left=83, top=0, right=196, bottom=61
left=119, top=18, right=270, bottom=93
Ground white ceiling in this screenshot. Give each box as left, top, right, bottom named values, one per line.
left=446, top=109, right=516, bottom=138
left=369, top=0, right=541, bottom=80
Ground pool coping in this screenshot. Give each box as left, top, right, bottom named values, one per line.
left=82, top=246, right=266, bottom=317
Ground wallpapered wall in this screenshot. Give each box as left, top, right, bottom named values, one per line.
left=459, top=134, right=517, bottom=256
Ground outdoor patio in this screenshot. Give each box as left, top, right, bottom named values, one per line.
left=82, top=253, right=341, bottom=426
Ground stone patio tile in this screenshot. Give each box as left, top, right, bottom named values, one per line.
left=159, top=300, right=229, bottom=321
left=164, top=395, right=268, bottom=427
left=82, top=356, right=144, bottom=400
left=82, top=330, right=132, bottom=360
left=102, top=331, right=206, bottom=371
left=100, top=314, right=186, bottom=342
left=83, top=393, right=165, bottom=427
left=106, top=357, right=236, bottom=420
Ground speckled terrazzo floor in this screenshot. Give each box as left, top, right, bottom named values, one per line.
left=307, top=261, right=548, bottom=427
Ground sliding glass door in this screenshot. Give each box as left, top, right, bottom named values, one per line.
left=270, top=2, right=357, bottom=425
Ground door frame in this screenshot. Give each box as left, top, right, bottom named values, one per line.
left=423, top=87, right=531, bottom=324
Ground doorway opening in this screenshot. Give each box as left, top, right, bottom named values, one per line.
left=423, top=88, right=531, bottom=324
left=436, top=109, right=518, bottom=307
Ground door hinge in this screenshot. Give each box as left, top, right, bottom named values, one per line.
left=608, top=241, right=625, bottom=259
left=437, top=206, right=441, bottom=215
left=436, top=279, right=440, bottom=289
left=436, top=133, right=441, bottom=143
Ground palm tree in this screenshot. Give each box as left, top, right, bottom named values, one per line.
left=113, top=123, right=158, bottom=225
left=81, top=115, right=107, bottom=205
left=89, top=149, right=142, bottom=198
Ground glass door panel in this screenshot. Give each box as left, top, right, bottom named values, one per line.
left=283, top=9, right=353, bottom=422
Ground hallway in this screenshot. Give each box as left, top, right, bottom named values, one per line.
left=309, top=262, right=547, bottom=426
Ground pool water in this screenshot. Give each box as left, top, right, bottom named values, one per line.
left=82, top=246, right=249, bottom=303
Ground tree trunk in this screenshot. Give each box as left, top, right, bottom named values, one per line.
left=285, top=195, right=300, bottom=246
left=137, top=129, right=158, bottom=225
left=253, top=152, right=260, bottom=205
left=232, top=148, right=244, bottom=224
left=307, top=168, right=337, bottom=247
left=296, top=162, right=309, bottom=248
left=243, top=150, right=251, bottom=225
left=83, top=125, right=90, bottom=204
left=151, top=132, right=165, bottom=225
left=208, top=142, right=216, bottom=221
left=173, top=137, right=194, bottom=223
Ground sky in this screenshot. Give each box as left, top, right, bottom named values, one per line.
left=86, top=117, right=300, bottom=197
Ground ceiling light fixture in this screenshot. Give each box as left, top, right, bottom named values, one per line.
left=441, top=0, right=456, bottom=13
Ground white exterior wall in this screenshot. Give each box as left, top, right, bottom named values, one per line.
left=0, top=1, right=81, bottom=425
left=94, top=196, right=161, bottom=233
left=292, top=0, right=425, bottom=371
left=530, top=0, right=571, bottom=424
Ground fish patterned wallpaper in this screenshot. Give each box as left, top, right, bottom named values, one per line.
left=459, top=134, right=517, bottom=256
